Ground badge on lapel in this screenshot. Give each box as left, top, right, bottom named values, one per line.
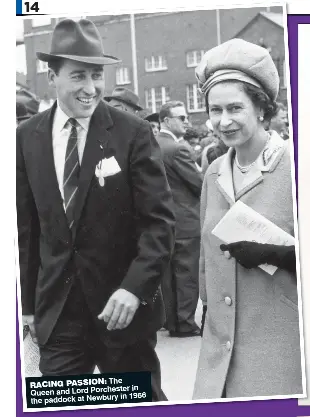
left=95, top=156, right=121, bottom=187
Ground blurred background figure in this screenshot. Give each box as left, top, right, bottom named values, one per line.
left=268, top=102, right=289, bottom=139
left=157, top=101, right=202, bottom=338
left=16, top=102, right=30, bottom=126
left=16, top=89, right=40, bottom=125
left=183, top=127, right=202, bottom=162
left=144, top=112, right=160, bottom=138
left=16, top=88, right=40, bottom=117
left=104, top=86, right=143, bottom=114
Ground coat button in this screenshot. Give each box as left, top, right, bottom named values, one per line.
left=225, top=296, right=232, bottom=306
left=226, top=341, right=231, bottom=351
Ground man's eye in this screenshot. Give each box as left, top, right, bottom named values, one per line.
left=93, top=73, right=103, bottom=80
left=210, top=108, right=221, bottom=113
left=72, top=75, right=84, bottom=81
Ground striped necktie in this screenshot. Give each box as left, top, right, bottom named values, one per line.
left=63, top=118, right=80, bottom=230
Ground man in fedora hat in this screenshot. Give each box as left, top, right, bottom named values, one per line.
left=104, top=86, right=143, bottom=114
left=16, top=18, right=175, bottom=401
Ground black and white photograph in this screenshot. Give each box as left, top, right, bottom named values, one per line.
left=15, top=3, right=306, bottom=411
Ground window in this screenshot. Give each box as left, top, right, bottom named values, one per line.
left=145, top=56, right=167, bottom=72
left=186, top=50, right=205, bottom=68
left=145, top=87, right=170, bottom=113
left=32, top=17, right=52, bottom=27
left=187, top=84, right=205, bottom=112
left=116, top=67, right=130, bottom=85
left=37, top=60, right=48, bottom=73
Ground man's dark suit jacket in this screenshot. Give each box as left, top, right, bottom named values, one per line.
left=156, top=132, right=202, bottom=239
left=16, top=101, right=175, bottom=348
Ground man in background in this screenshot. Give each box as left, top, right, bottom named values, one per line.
left=156, top=101, right=202, bottom=338
left=104, top=86, right=143, bottom=114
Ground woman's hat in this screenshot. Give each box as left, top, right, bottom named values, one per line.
left=195, top=38, right=279, bottom=101
left=104, top=87, right=143, bottom=111
left=37, top=18, right=121, bottom=65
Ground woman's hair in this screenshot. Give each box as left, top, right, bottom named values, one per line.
left=205, top=81, right=278, bottom=122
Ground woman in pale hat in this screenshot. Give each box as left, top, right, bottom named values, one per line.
left=193, top=38, right=302, bottom=399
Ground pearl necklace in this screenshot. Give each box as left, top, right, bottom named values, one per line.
left=235, top=134, right=271, bottom=174
left=235, top=155, right=257, bottom=173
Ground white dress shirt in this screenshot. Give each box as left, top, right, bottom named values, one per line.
left=52, top=105, right=90, bottom=204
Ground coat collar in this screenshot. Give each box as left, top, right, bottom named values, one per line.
left=216, top=130, right=287, bottom=205
left=33, top=100, right=114, bottom=242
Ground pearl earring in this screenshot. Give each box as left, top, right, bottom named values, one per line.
left=259, top=116, right=264, bottom=122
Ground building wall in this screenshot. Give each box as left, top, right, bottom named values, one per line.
left=23, top=7, right=286, bottom=127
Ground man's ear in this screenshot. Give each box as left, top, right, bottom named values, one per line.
left=48, top=69, right=57, bottom=88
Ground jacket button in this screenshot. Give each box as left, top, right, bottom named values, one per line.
left=225, top=296, right=232, bottom=306
left=226, top=341, right=231, bottom=351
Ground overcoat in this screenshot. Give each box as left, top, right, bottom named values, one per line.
left=193, top=131, right=303, bottom=399
left=16, top=101, right=175, bottom=348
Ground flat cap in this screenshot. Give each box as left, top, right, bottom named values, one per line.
left=195, top=38, right=279, bottom=101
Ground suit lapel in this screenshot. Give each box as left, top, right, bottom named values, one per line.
left=72, top=101, right=114, bottom=240
left=34, top=103, right=72, bottom=243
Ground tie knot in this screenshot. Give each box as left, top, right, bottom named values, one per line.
left=67, top=118, right=77, bottom=128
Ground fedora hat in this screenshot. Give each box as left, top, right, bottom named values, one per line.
left=37, top=18, right=121, bottom=65
left=104, top=87, right=143, bottom=111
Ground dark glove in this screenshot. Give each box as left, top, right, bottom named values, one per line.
left=200, top=305, right=207, bottom=337
left=220, top=241, right=296, bottom=273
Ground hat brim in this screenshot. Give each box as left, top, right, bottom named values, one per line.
left=104, top=96, right=143, bottom=111
left=36, top=52, right=121, bottom=66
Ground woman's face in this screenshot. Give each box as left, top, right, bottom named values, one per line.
left=150, top=121, right=160, bottom=137
left=208, top=82, right=262, bottom=149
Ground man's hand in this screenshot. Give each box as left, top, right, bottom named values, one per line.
left=97, top=289, right=140, bottom=331
left=23, top=315, right=38, bottom=344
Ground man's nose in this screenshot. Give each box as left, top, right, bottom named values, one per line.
left=83, top=78, right=96, bottom=95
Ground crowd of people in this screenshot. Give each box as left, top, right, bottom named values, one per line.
left=16, top=17, right=301, bottom=402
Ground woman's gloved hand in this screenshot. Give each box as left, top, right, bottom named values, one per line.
left=220, top=241, right=296, bottom=273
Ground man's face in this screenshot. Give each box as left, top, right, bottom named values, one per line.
left=48, top=59, right=105, bottom=118
left=166, top=106, right=189, bottom=138
left=108, top=99, right=137, bottom=114
left=269, top=109, right=288, bottom=134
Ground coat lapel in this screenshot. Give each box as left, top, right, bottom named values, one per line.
left=72, top=101, right=114, bottom=240
left=215, top=149, right=235, bottom=206
left=34, top=103, right=72, bottom=243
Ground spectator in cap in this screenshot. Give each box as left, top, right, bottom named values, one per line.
left=104, top=86, right=143, bottom=114
left=16, top=18, right=175, bottom=401
left=144, top=112, right=160, bottom=138
left=193, top=38, right=301, bottom=399
left=156, top=101, right=202, bottom=338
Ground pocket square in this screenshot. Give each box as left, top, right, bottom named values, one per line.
left=95, top=156, right=121, bottom=187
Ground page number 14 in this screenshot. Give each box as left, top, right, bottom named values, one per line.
left=24, top=2, right=40, bottom=12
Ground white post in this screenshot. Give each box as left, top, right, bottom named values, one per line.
left=216, top=9, right=221, bottom=45
left=130, top=14, right=139, bottom=95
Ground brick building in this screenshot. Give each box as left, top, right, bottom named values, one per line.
left=23, top=6, right=285, bottom=128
